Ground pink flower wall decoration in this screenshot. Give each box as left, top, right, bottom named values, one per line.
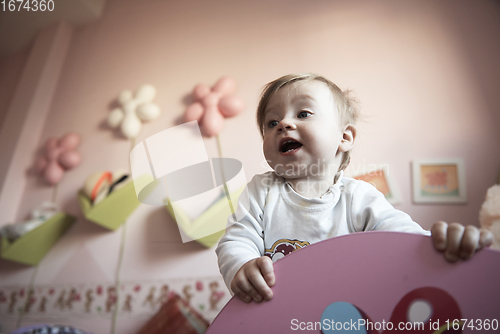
left=35, top=132, right=82, bottom=186
left=184, top=77, right=244, bottom=137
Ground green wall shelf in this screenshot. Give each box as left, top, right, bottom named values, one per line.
left=165, top=186, right=245, bottom=248
left=78, top=181, right=141, bottom=230
left=1, top=212, right=75, bottom=266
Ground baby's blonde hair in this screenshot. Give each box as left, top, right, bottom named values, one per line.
left=256, top=73, right=360, bottom=172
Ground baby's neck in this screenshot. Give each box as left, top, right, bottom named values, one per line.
left=286, top=174, right=341, bottom=199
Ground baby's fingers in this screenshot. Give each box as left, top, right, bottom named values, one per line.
left=231, top=283, right=252, bottom=303
left=431, top=221, right=494, bottom=262
left=431, top=221, right=448, bottom=251
left=246, top=257, right=274, bottom=301
left=232, top=270, right=261, bottom=303
left=458, top=226, right=480, bottom=260
left=479, top=229, right=494, bottom=249
left=256, top=256, right=275, bottom=288
left=444, top=222, right=464, bottom=262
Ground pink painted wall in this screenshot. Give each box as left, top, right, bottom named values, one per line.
left=0, top=47, right=29, bottom=132
left=1, top=0, right=499, bottom=332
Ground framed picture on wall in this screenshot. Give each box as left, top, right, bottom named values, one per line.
left=412, top=158, right=467, bottom=204
left=352, top=165, right=401, bottom=205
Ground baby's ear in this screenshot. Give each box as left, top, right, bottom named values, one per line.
left=339, top=124, right=357, bottom=152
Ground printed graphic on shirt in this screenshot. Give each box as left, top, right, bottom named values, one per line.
left=264, top=239, right=310, bottom=262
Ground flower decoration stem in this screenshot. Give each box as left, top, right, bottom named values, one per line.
left=17, top=264, right=40, bottom=328
left=184, top=77, right=244, bottom=221
left=52, top=184, right=59, bottom=204
left=111, top=217, right=127, bottom=334
left=130, top=137, right=136, bottom=155
left=216, top=134, right=236, bottom=222
left=111, top=136, right=136, bottom=334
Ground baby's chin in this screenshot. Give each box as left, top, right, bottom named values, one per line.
left=273, top=164, right=339, bottom=179
left=273, top=168, right=307, bottom=179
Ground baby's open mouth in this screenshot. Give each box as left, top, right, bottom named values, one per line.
left=280, top=139, right=303, bottom=153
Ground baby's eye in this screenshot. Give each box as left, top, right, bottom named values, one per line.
left=298, top=111, right=312, bottom=118
left=268, top=120, right=279, bottom=128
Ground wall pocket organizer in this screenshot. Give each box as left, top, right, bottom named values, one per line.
left=1, top=212, right=75, bottom=265
left=165, top=186, right=245, bottom=248
left=78, top=181, right=140, bottom=230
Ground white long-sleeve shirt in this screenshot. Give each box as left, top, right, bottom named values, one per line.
left=216, top=171, right=429, bottom=291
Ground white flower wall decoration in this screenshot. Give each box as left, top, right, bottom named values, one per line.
left=108, top=84, right=161, bottom=139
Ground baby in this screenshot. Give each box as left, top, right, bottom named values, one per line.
left=216, top=73, right=493, bottom=304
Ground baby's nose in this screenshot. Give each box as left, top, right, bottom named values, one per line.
left=278, top=119, right=296, bottom=131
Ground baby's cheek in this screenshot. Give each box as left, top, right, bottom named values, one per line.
left=262, top=144, right=275, bottom=167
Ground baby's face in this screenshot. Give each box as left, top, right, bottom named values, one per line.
left=262, top=80, right=345, bottom=180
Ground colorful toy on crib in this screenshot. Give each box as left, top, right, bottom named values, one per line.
left=35, top=132, right=82, bottom=186
left=107, top=84, right=161, bottom=139
left=82, top=169, right=130, bottom=205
